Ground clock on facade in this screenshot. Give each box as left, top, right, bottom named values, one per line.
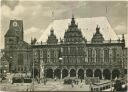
left=13, top=21, right=18, bottom=27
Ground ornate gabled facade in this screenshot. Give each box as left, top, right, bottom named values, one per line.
left=32, top=16, right=126, bottom=80
left=47, top=28, right=58, bottom=44
left=4, top=20, right=32, bottom=73
left=91, top=25, right=104, bottom=43
left=64, top=16, right=86, bottom=44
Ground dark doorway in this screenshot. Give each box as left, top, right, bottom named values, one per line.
left=46, top=69, right=53, bottom=78
left=103, top=69, right=111, bottom=80
left=86, top=69, right=93, bottom=77
left=62, top=69, right=68, bottom=78
left=54, top=69, right=61, bottom=79
left=94, top=69, right=102, bottom=79
left=70, top=69, right=76, bottom=77
left=112, top=69, right=120, bottom=79
left=78, top=69, right=84, bottom=79
left=31, top=68, right=39, bottom=78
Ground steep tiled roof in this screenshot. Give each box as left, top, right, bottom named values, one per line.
left=38, top=17, right=118, bottom=42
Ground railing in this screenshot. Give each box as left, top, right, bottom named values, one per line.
left=34, top=39, right=123, bottom=45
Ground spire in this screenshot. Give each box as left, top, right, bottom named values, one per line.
left=31, top=37, right=37, bottom=45
left=121, top=34, right=125, bottom=43
left=71, top=14, right=75, bottom=25
left=52, top=11, right=55, bottom=21
left=72, top=14, right=74, bottom=19
left=50, top=27, right=54, bottom=35
left=96, top=25, right=100, bottom=32
left=51, top=11, right=55, bottom=27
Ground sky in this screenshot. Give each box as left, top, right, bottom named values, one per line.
left=0, top=0, right=128, bottom=49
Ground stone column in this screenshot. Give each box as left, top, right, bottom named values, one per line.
left=101, top=69, right=104, bottom=80
left=60, top=70, right=62, bottom=79
left=84, top=70, right=86, bottom=79
left=68, top=70, right=70, bottom=77
left=53, top=70, right=54, bottom=79
left=92, top=70, right=94, bottom=77
left=76, top=70, right=78, bottom=78
left=110, top=70, right=112, bottom=80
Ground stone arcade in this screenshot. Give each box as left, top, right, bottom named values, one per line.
left=32, top=16, right=126, bottom=80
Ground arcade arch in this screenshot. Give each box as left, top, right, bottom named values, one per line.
left=54, top=68, right=61, bottom=79
left=94, top=69, right=102, bottom=79
left=112, top=69, right=120, bottom=79
left=103, top=69, right=111, bottom=80
left=62, top=69, right=68, bottom=78
left=86, top=69, right=93, bottom=77
left=70, top=69, right=76, bottom=77
left=78, top=69, right=84, bottom=79
left=46, top=68, right=53, bottom=78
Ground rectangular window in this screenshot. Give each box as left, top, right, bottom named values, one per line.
left=88, top=49, right=93, bottom=62
left=96, top=49, right=100, bottom=62
left=112, top=48, right=117, bottom=62
left=104, top=49, right=109, bottom=62
left=43, top=49, right=47, bottom=58
left=63, top=47, right=68, bottom=55
left=50, top=50, right=54, bottom=59
left=18, top=53, right=23, bottom=65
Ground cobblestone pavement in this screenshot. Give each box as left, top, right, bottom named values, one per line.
left=0, top=80, right=90, bottom=91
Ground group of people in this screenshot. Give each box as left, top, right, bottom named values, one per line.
left=38, top=77, right=47, bottom=85
left=71, top=79, right=85, bottom=88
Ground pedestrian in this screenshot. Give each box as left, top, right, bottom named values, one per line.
left=26, top=88, right=28, bottom=92
left=3, top=86, right=6, bottom=91
left=77, top=80, right=78, bottom=85
left=80, top=78, right=82, bottom=83
left=71, top=81, right=74, bottom=88
left=44, top=78, right=46, bottom=85
left=54, top=77, right=56, bottom=81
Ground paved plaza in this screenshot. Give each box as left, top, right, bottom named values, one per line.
left=0, top=79, right=90, bottom=91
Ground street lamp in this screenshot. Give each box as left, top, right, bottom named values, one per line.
left=9, top=56, right=12, bottom=73
left=59, top=57, right=63, bottom=62
left=31, top=58, right=35, bottom=92
left=0, top=64, right=2, bottom=77
left=59, top=57, right=63, bottom=79
left=40, top=60, right=44, bottom=83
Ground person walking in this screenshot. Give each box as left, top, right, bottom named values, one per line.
left=71, top=81, right=74, bottom=88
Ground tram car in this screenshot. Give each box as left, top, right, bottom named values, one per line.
left=91, top=81, right=113, bottom=91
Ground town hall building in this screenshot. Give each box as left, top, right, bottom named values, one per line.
left=32, top=16, right=126, bottom=80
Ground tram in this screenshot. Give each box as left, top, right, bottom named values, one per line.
left=91, top=77, right=127, bottom=91
left=91, top=81, right=113, bottom=91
